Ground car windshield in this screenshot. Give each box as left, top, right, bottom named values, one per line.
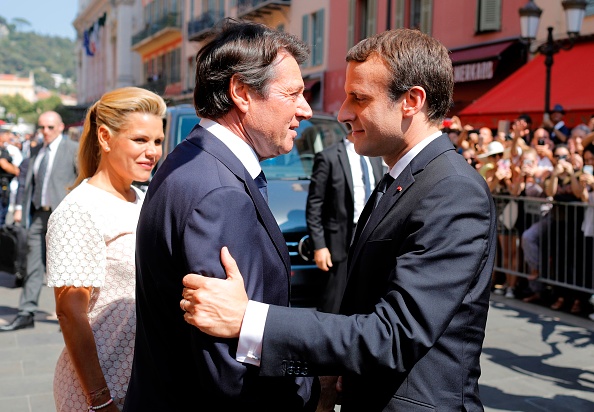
left=261, top=117, right=346, bottom=180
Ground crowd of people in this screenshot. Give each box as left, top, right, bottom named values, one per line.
left=441, top=108, right=594, bottom=322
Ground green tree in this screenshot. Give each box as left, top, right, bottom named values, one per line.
left=10, top=18, right=31, bottom=32
left=0, top=94, right=34, bottom=120
left=33, top=68, right=55, bottom=90
left=0, top=15, right=76, bottom=88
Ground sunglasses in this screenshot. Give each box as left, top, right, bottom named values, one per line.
left=38, top=125, right=55, bottom=130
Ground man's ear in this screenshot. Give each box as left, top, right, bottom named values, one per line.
left=229, top=74, right=250, bottom=114
left=402, top=86, right=426, bottom=119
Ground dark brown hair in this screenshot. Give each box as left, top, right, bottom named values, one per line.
left=346, top=28, right=453, bottom=122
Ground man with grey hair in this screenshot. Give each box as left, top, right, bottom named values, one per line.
left=125, top=20, right=318, bottom=411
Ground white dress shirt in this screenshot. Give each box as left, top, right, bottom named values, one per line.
left=237, top=130, right=444, bottom=367
left=344, top=138, right=376, bottom=224
left=199, top=118, right=261, bottom=179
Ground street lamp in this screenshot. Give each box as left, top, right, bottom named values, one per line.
left=518, top=0, right=587, bottom=115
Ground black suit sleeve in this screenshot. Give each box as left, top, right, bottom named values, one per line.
left=259, top=173, right=493, bottom=377
left=15, top=157, right=29, bottom=209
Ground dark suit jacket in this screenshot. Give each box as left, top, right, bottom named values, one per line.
left=125, top=125, right=315, bottom=411
left=16, top=136, right=78, bottom=227
left=259, top=134, right=497, bottom=411
left=307, top=140, right=383, bottom=262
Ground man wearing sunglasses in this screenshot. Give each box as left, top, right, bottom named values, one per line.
left=0, top=111, right=78, bottom=332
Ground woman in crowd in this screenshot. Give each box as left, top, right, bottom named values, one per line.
left=46, top=87, right=166, bottom=411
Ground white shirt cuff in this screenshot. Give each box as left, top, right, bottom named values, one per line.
left=236, top=300, right=269, bottom=366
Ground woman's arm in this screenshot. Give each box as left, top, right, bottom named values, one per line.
left=54, top=286, right=118, bottom=411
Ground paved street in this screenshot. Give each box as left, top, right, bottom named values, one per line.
left=0, top=270, right=593, bottom=412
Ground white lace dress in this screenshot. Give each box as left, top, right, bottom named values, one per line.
left=46, top=180, right=143, bottom=411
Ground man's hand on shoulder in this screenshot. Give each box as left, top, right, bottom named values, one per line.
left=181, top=247, right=248, bottom=338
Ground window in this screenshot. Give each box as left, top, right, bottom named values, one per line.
left=394, top=0, right=405, bottom=28
left=169, top=48, right=181, bottom=83
left=312, top=9, right=325, bottom=66
left=410, top=0, right=432, bottom=34
left=302, top=9, right=325, bottom=67
left=587, top=1, right=594, bottom=16
left=347, top=0, right=377, bottom=48
left=477, top=0, right=501, bottom=33
left=203, top=0, right=225, bottom=19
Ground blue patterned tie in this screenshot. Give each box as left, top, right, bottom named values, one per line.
left=360, top=156, right=371, bottom=202
left=254, top=170, right=268, bottom=203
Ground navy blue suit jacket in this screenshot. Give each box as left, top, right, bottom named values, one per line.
left=125, top=125, right=315, bottom=411
left=259, top=135, right=496, bottom=411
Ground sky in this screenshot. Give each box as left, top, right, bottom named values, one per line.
left=0, top=0, right=78, bottom=40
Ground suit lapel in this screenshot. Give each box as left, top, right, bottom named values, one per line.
left=186, top=126, right=291, bottom=277
left=48, top=137, right=68, bottom=180
left=349, top=134, right=455, bottom=269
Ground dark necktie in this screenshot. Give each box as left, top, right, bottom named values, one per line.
left=374, top=173, right=394, bottom=209
left=33, top=146, right=50, bottom=209
left=254, top=170, right=268, bottom=203
left=360, top=155, right=371, bottom=202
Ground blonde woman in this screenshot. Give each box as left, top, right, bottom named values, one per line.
left=46, top=87, right=166, bottom=411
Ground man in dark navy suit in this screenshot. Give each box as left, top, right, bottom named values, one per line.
left=181, top=28, right=497, bottom=411
left=125, top=20, right=318, bottom=411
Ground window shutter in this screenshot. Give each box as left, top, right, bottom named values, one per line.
left=394, top=0, right=405, bottom=28
left=314, top=9, right=325, bottom=66
left=366, top=0, right=377, bottom=37
left=478, top=0, right=501, bottom=32
left=420, top=0, right=433, bottom=35
left=347, top=0, right=355, bottom=49
left=302, top=14, right=310, bottom=67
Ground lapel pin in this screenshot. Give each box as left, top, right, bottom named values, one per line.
left=397, top=186, right=402, bottom=192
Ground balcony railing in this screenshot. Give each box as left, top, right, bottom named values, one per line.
left=132, top=12, right=181, bottom=47
left=237, top=0, right=290, bottom=19
left=188, top=11, right=220, bottom=41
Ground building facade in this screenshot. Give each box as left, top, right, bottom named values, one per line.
left=74, top=0, right=143, bottom=106
left=0, top=72, right=36, bottom=102
left=73, top=0, right=594, bottom=120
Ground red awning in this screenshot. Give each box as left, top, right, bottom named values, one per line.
left=449, top=41, right=515, bottom=64
left=459, top=40, right=594, bottom=128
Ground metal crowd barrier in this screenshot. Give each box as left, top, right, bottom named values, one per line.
left=493, top=194, right=594, bottom=294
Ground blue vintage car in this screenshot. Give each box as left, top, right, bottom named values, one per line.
left=161, top=105, right=347, bottom=307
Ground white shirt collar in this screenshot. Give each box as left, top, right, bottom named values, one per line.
left=199, top=118, right=261, bottom=179
left=47, top=134, right=63, bottom=151
left=388, top=131, right=443, bottom=179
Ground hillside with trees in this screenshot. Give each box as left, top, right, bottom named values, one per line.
left=0, top=15, right=76, bottom=94
left=0, top=15, right=78, bottom=125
